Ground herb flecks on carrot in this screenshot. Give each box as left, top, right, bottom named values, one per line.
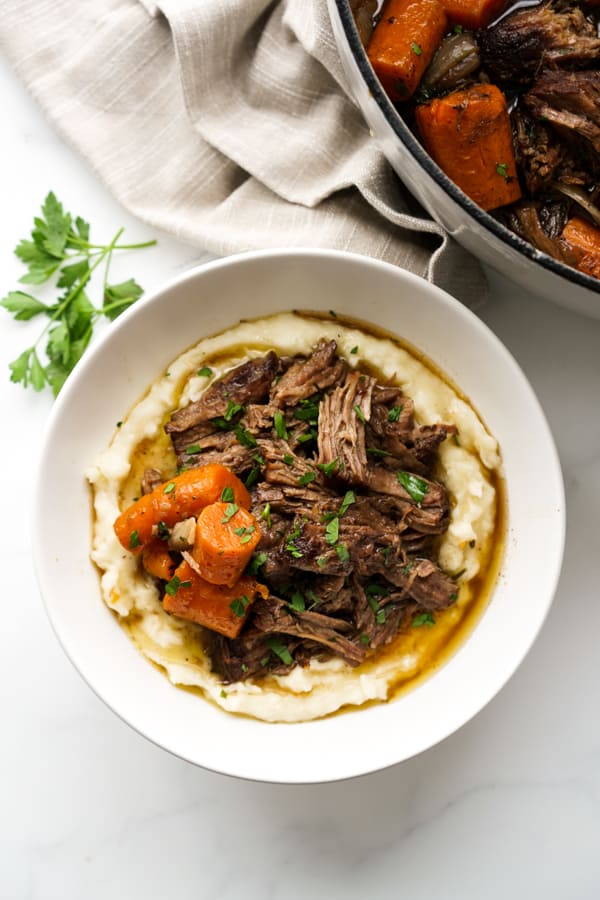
left=162, top=560, right=268, bottom=639
left=113, top=463, right=251, bottom=552
left=415, top=84, right=522, bottom=211
left=559, top=217, right=600, bottom=279
left=367, top=0, right=448, bottom=101
left=192, top=502, right=262, bottom=587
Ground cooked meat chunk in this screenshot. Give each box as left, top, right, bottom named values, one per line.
left=141, top=467, right=164, bottom=495
left=165, top=351, right=278, bottom=454
left=317, top=370, right=376, bottom=484
left=270, top=339, right=347, bottom=408
left=479, top=3, right=600, bottom=89
left=513, top=109, right=564, bottom=195
left=524, top=69, right=600, bottom=154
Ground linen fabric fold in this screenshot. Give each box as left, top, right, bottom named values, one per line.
left=0, top=0, right=486, bottom=304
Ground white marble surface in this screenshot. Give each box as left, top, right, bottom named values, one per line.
left=2, top=51, right=600, bottom=900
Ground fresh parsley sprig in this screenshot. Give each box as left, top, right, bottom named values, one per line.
left=1, top=192, right=156, bottom=395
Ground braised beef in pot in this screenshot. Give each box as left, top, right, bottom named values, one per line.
left=352, top=0, right=600, bottom=281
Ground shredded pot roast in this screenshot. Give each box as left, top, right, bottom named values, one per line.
left=144, top=340, right=460, bottom=683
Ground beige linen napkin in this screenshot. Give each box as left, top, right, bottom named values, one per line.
left=0, top=0, right=485, bottom=304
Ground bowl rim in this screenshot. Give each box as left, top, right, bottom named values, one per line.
left=333, top=0, right=600, bottom=296
left=32, top=248, right=566, bottom=783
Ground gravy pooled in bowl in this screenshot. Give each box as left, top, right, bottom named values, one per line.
left=88, top=312, right=503, bottom=723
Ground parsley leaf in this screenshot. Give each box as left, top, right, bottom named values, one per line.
left=2, top=192, right=156, bottom=396
left=325, top=517, right=339, bottom=545
left=266, top=636, right=294, bottom=666
left=397, top=471, right=429, bottom=505
left=273, top=411, right=288, bottom=440
left=412, top=612, right=436, bottom=628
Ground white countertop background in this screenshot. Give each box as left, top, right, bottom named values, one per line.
left=2, top=52, right=600, bottom=899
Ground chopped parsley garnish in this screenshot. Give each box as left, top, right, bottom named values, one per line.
left=412, top=612, right=436, bottom=628
left=298, top=471, right=316, bottom=486
left=360, top=634, right=370, bottom=645
left=273, top=411, right=288, bottom=440
left=376, top=609, right=386, bottom=625
left=260, top=503, right=272, bottom=528
left=350, top=346, right=358, bottom=355
left=317, top=458, right=339, bottom=477
left=339, top=490, right=356, bottom=516
left=186, top=444, right=202, bottom=455
left=230, top=595, right=251, bottom=617
left=316, top=556, right=327, bottom=568
left=220, top=689, right=228, bottom=698
left=241, top=663, right=248, bottom=673
left=164, top=575, right=191, bottom=596
left=224, top=400, right=243, bottom=421
left=288, top=591, right=306, bottom=613
left=244, top=466, right=261, bottom=488
left=387, top=405, right=403, bottom=422
left=163, top=482, right=176, bottom=495
left=221, top=486, right=235, bottom=503
left=266, top=636, right=294, bottom=665
left=129, top=529, right=140, bottom=549
left=325, top=517, right=339, bottom=545
left=285, top=521, right=303, bottom=558
left=248, top=551, right=268, bottom=574
left=366, top=447, right=392, bottom=458
left=496, top=162, right=509, bottom=179
left=353, top=404, right=366, bottom=423
left=197, top=366, right=213, bottom=377
left=453, top=23, right=463, bottom=33
left=411, top=41, right=422, bottom=55
left=306, top=589, right=320, bottom=609
left=294, top=397, right=320, bottom=423
left=336, top=543, right=350, bottom=562
left=234, top=424, right=257, bottom=447
left=156, top=521, right=170, bottom=541
left=260, top=655, right=271, bottom=667
left=236, top=526, right=256, bottom=545
left=397, top=470, right=429, bottom=505
left=283, top=453, right=295, bottom=466
left=221, top=502, right=239, bottom=523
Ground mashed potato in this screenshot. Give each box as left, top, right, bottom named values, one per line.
left=88, top=313, right=503, bottom=723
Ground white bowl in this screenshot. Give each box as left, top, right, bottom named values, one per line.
left=327, top=0, right=600, bottom=319
left=33, top=249, right=565, bottom=783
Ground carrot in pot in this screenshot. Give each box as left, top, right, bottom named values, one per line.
left=559, top=217, right=600, bottom=279
left=441, top=0, right=511, bottom=30
left=114, top=463, right=251, bottom=553
left=162, top=560, right=269, bottom=639
left=414, top=83, right=522, bottom=211
left=367, top=0, right=448, bottom=101
left=141, top=539, right=176, bottom=582
left=192, top=501, right=262, bottom=587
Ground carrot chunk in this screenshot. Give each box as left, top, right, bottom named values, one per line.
left=192, top=502, right=262, bottom=587
left=559, top=217, right=600, bottom=279
left=441, top=0, right=510, bottom=29
left=367, top=0, right=448, bottom=101
left=162, top=560, right=269, bottom=639
left=114, top=463, right=251, bottom=552
left=141, top=539, right=176, bottom=581
left=415, top=84, right=522, bottom=211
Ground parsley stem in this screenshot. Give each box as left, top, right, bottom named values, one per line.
left=30, top=232, right=119, bottom=350
left=67, top=236, right=157, bottom=251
